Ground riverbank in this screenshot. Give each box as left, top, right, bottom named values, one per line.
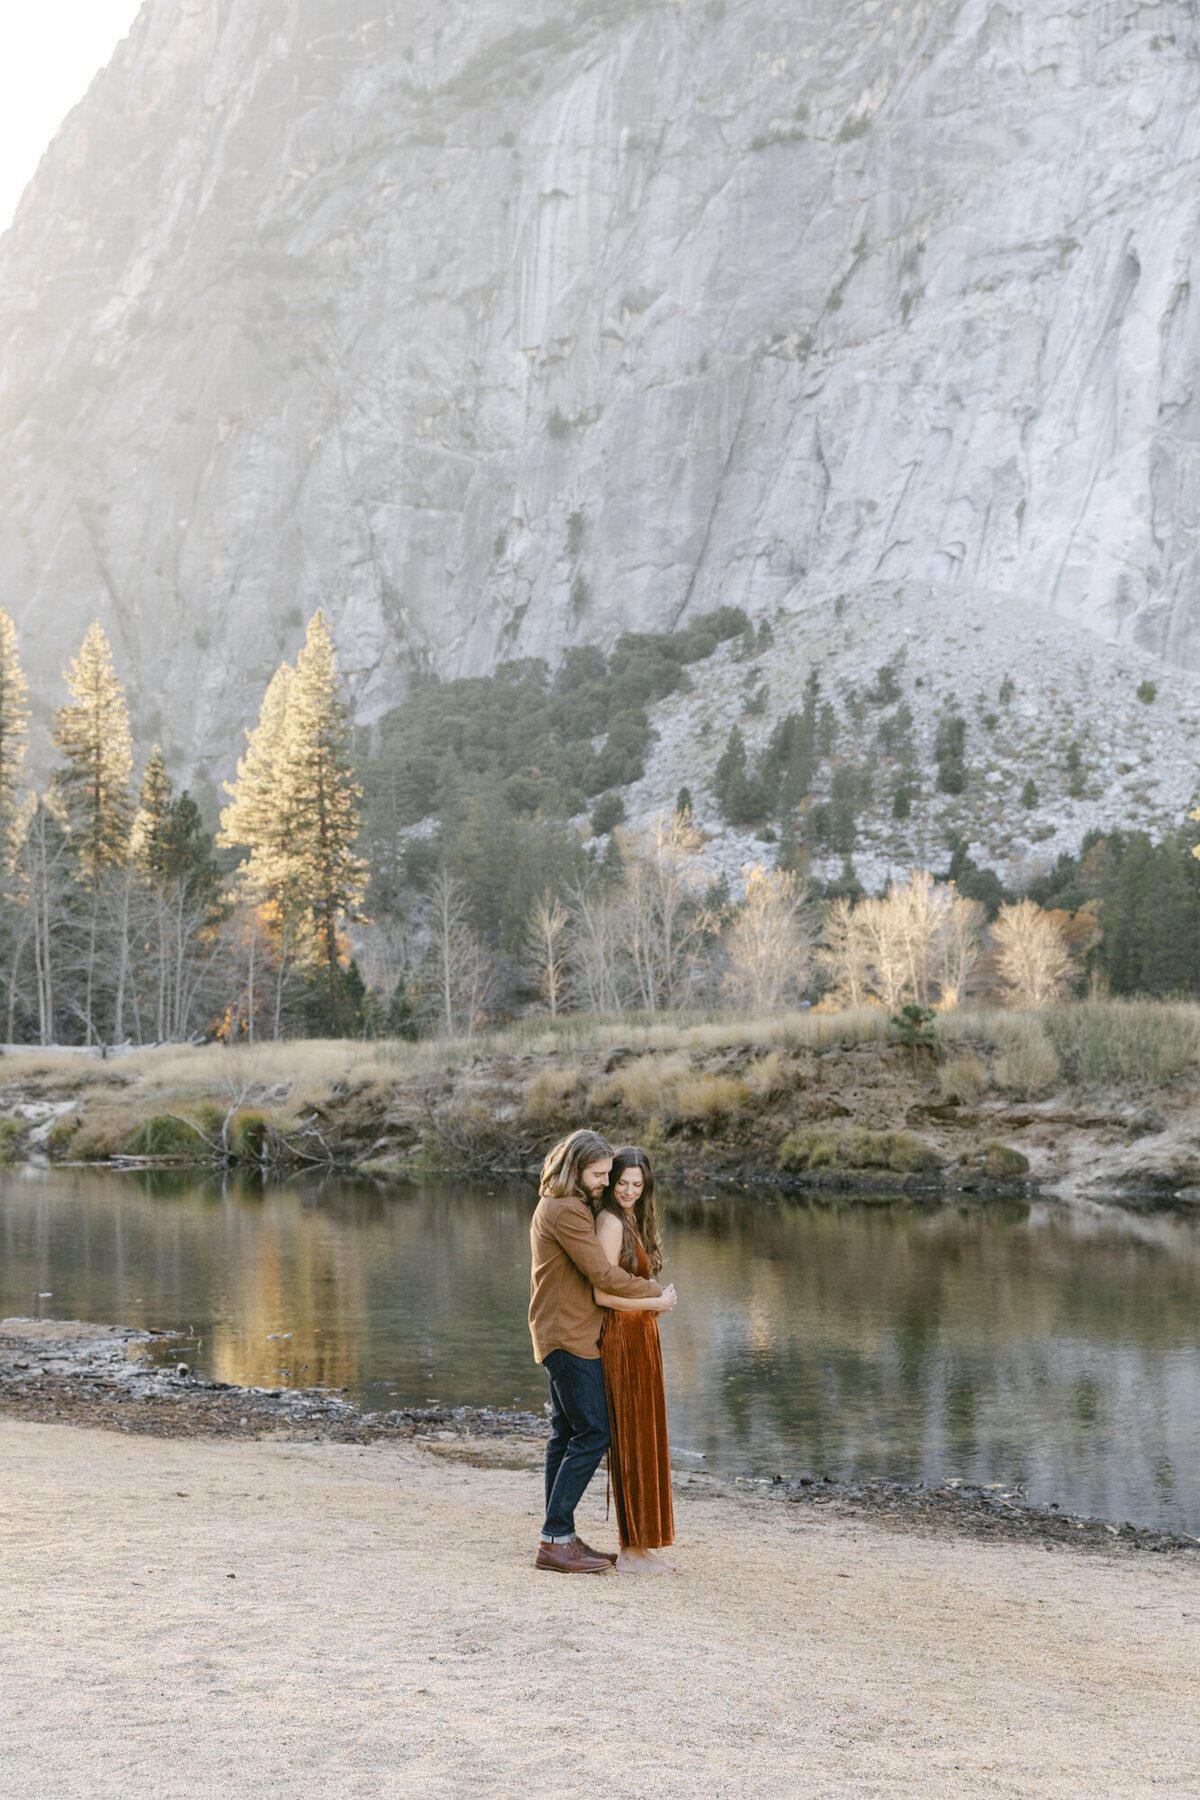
left=3, top=1412, right=1199, bottom=1797
left=4, top=1000, right=1200, bottom=1199
left=3, top=1318, right=1197, bottom=1558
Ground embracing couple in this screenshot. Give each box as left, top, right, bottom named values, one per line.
left=528, top=1127, right=678, bottom=1575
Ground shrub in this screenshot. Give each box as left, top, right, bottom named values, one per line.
left=44, top=1117, right=80, bottom=1160
left=992, top=1021, right=1062, bottom=1098
left=590, top=792, right=626, bottom=835
left=778, top=1127, right=941, bottom=1174
left=1021, top=778, right=1039, bottom=808
left=127, top=1113, right=208, bottom=1158
left=0, top=1118, right=23, bottom=1163
left=891, top=1004, right=936, bottom=1046
left=866, top=663, right=901, bottom=706
left=935, top=714, right=967, bottom=793
left=229, top=1110, right=269, bottom=1160
left=1137, top=679, right=1157, bottom=705
left=959, top=1142, right=1029, bottom=1177
left=892, top=784, right=911, bottom=819
left=939, top=1055, right=988, bottom=1103
left=191, top=1102, right=225, bottom=1140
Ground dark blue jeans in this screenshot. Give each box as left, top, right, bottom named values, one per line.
left=541, top=1348, right=611, bottom=1539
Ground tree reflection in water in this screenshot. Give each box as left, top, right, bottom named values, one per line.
left=3, top=1172, right=1200, bottom=1530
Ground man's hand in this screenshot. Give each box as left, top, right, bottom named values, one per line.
left=652, top=1283, right=678, bottom=1312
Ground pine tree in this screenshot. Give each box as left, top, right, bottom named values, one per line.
left=0, top=609, right=29, bottom=863
left=134, top=745, right=220, bottom=905
left=52, top=621, right=133, bottom=881
left=220, top=613, right=366, bottom=1032
left=280, top=610, right=367, bottom=1025
left=218, top=662, right=295, bottom=884
left=713, top=725, right=768, bottom=825
left=132, top=745, right=174, bottom=882
left=387, top=971, right=419, bottom=1040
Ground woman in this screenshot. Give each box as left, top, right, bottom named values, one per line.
left=593, top=1146, right=678, bottom=1574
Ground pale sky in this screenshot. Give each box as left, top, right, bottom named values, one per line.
left=0, top=2, right=144, bottom=233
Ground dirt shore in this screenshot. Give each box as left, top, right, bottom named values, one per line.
left=2, top=1416, right=1199, bottom=1799
left=4, top=1318, right=1198, bottom=1560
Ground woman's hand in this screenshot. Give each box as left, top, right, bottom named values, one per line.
left=653, top=1283, right=678, bottom=1312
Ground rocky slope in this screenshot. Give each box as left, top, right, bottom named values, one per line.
left=1, top=2, right=1200, bottom=803
left=622, top=586, right=1200, bottom=891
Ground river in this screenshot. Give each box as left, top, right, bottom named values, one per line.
left=3, top=1167, right=1200, bottom=1531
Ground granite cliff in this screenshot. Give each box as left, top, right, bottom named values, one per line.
left=1, top=0, right=1199, bottom=797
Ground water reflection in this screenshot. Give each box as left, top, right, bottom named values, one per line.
left=3, top=1169, right=1200, bottom=1530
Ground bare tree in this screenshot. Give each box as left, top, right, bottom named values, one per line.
left=523, top=890, right=570, bottom=1016
left=722, top=865, right=814, bottom=1011
left=933, top=892, right=986, bottom=1010
left=819, top=871, right=984, bottom=1010
left=856, top=892, right=911, bottom=1007
left=991, top=899, right=1075, bottom=1007
left=426, top=869, right=495, bottom=1035
left=355, top=917, right=417, bottom=1016
left=565, top=883, right=629, bottom=1014
left=618, top=811, right=711, bottom=1011
left=818, top=895, right=875, bottom=1007
left=17, top=802, right=73, bottom=1045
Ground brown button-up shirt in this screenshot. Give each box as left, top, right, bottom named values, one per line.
left=528, top=1190, right=663, bottom=1362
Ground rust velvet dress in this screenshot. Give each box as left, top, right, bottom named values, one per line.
left=600, top=1237, right=675, bottom=1550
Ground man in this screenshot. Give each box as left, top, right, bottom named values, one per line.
left=528, top=1127, right=666, bottom=1572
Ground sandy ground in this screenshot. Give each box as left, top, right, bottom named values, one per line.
left=1, top=1422, right=1199, bottom=1799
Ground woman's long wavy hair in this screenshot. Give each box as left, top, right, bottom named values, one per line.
left=539, top=1128, right=614, bottom=1202
left=602, top=1146, right=663, bottom=1277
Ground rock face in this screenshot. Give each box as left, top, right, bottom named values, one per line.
left=1, top=0, right=1199, bottom=792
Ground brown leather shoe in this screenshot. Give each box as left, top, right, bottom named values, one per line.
left=535, top=1538, right=612, bottom=1573
left=573, top=1536, right=618, bottom=1565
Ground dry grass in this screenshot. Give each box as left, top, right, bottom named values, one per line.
left=941, top=999, right=1200, bottom=1095
left=586, top=1055, right=750, bottom=1122
left=587, top=1054, right=690, bottom=1115
left=939, top=1055, right=988, bottom=1103
left=778, top=1127, right=941, bottom=1175
left=745, top=1051, right=786, bottom=1099
left=522, top=1062, right=584, bottom=1119
left=611, top=1005, right=891, bottom=1055
left=9, top=998, right=1200, bottom=1155
left=991, top=1020, right=1062, bottom=1099
left=670, top=1074, right=750, bottom=1119
left=1042, top=999, right=1200, bottom=1088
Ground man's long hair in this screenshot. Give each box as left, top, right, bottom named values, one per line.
left=539, top=1128, right=613, bottom=1204
left=602, top=1146, right=663, bottom=1277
